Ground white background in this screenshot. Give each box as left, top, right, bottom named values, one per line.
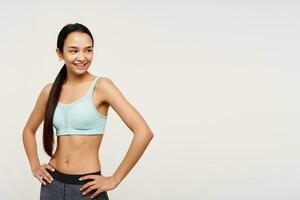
left=0, top=0, right=299, bottom=199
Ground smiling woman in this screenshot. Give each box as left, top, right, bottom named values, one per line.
left=22, top=23, right=154, bottom=200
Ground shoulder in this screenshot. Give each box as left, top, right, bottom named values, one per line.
left=95, top=76, right=115, bottom=89
left=38, top=82, right=53, bottom=103
left=96, top=76, right=112, bottom=84
left=94, top=76, right=123, bottom=102
left=42, top=83, right=53, bottom=96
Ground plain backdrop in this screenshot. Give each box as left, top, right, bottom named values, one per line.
left=0, top=0, right=299, bottom=199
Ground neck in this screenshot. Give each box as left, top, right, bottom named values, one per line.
left=65, top=72, right=95, bottom=85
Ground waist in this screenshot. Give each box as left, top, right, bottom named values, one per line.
left=46, top=167, right=101, bottom=185
left=49, top=159, right=101, bottom=175
left=49, top=152, right=101, bottom=174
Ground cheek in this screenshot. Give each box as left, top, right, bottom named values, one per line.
left=64, top=56, right=76, bottom=62
left=87, top=54, right=93, bottom=60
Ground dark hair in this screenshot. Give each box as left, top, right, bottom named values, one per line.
left=43, top=23, right=94, bottom=157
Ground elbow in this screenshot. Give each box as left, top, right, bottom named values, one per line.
left=144, top=130, right=154, bottom=140
left=22, top=128, right=35, bottom=138
left=135, top=129, right=154, bottom=140
left=148, top=131, right=154, bottom=140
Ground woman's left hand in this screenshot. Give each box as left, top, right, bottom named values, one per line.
left=79, top=175, right=119, bottom=198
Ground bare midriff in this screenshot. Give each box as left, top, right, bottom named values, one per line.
left=48, top=134, right=104, bottom=175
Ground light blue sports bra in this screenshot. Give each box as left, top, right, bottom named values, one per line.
left=53, top=76, right=108, bottom=136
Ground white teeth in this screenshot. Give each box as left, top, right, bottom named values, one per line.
left=75, top=64, right=86, bottom=67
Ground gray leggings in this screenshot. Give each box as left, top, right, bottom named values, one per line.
left=40, top=168, right=109, bottom=200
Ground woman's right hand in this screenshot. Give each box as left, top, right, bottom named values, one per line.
left=31, top=163, right=55, bottom=185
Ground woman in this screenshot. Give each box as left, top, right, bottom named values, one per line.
left=22, top=23, right=154, bottom=200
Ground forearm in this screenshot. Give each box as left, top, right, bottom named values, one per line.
left=112, top=130, right=153, bottom=184
left=22, top=130, right=41, bottom=170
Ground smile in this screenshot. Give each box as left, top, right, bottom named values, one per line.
left=74, top=63, right=87, bottom=67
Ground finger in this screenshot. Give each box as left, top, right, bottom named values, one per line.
left=45, top=164, right=55, bottom=172
left=79, top=174, right=96, bottom=181
left=42, top=173, right=52, bottom=184
left=40, top=168, right=53, bottom=183
left=80, top=181, right=96, bottom=191
left=82, top=185, right=97, bottom=195
left=36, top=174, right=47, bottom=185
left=90, top=189, right=103, bottom=199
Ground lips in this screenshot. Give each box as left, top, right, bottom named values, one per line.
left=74, top=63, right=87, bottom=68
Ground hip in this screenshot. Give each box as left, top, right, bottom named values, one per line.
left=40, top=168, right=109, bottom=200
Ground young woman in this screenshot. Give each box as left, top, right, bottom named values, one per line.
left=22, top=23, right=154, bottom=200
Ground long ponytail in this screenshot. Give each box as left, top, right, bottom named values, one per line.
left=43, top=64, right=67, bottom=156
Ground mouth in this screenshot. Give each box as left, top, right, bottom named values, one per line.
left=74, top=63, right=87, bottom=69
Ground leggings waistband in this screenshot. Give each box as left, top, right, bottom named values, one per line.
left=46, top=168, right=102, bottom=185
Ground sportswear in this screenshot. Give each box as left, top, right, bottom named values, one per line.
left=52, top=76, right=107, bottom=136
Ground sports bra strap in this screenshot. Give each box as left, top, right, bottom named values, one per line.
left=86, top=76, right=99, bottom=97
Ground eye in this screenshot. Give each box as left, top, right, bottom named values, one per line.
left=70, top=50, right=77, bottom=53
left=87, top=49, right=93, bottom=52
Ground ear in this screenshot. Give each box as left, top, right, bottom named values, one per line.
left=56, top=48, right=63, bottom=61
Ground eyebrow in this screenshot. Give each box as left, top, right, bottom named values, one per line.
left=67, top=45, right=93, bottom=49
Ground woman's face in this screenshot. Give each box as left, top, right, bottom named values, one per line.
left=56, top=31, right=94, bottom=75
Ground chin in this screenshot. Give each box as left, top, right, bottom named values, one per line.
left=71, top=67, right=88, bottom=74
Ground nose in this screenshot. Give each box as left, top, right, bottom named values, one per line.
left=77, top=52, right=86, bottom=61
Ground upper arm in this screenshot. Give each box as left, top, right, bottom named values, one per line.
left=96, top=77, right=153, bottom=136
left=23, top=83, right=52, bottom=133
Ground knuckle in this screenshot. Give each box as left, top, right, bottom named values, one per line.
left=41, top=174, right=47, bottom=179
left=89, top=185, right=95, bottom=190
left=91, top=185, right=97, bottom=190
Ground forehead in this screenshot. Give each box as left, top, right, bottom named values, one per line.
left=64, top=32, right=93, bottom=48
